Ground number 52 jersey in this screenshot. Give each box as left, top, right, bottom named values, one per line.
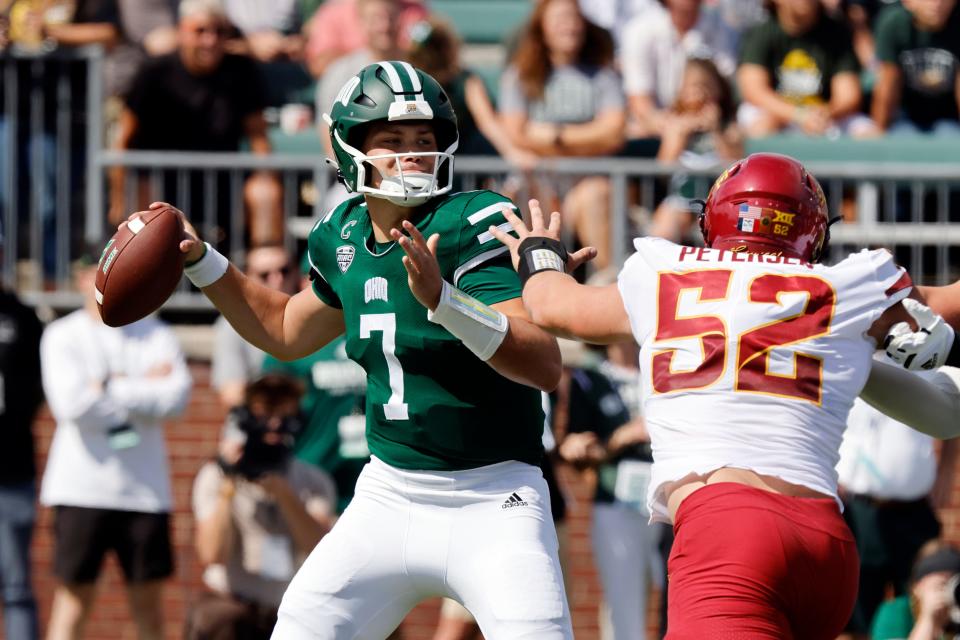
left=617, top=237, right=913, bottom=522
left=306, top=191, right=544, bottom=472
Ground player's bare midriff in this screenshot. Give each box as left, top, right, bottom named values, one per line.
left=665, top=467, right=834, bottom=523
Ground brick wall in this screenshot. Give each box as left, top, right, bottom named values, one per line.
left=26, top=361, right=649, bottom=640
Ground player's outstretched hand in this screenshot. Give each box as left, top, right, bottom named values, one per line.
left=393, top=220, right=442, bottom=311
left=492, top=199, right=597, bottom=273
left=883, top=298, right=956, bottom=371
left=122, top=202, right=205, bottom=264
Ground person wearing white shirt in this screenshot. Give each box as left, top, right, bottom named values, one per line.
left=836, top=363, right=960, bottom=640
left=40, top=257, right=192, bottom=640
left=577, top=0, right=653, bottom=50
left=619, top=0, right=738, bottom=137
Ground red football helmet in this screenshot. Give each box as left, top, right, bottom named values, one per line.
left=699, top=153, right=830, bottom=262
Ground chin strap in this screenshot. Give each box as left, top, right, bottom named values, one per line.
left=324, top=157, right=349, bottom=190
left=814, top=215, right=843, bottom=263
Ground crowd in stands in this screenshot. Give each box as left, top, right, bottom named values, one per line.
left=1, top=0, right=960, bottom=639
left=1, top=0, right=958, bottom=267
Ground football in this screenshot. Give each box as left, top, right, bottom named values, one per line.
left=95, top=207, right=186, bottom=327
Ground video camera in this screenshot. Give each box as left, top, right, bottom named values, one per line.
left=218, top=404, right=303, bottom=480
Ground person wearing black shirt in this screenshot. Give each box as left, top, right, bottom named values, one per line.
left=109, top=0, right=283, bottom=246
left=0, top=284, right=43, bottom=640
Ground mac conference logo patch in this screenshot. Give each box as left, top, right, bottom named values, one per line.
left=336, top=245, right=355, bottom=273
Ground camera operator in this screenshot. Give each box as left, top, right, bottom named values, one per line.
left=872, top=541, right=960, bottom=640
left=186, top=374, right=337, bottom=640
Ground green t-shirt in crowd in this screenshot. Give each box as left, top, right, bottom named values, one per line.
left=739, top=14, right=860, bottom=106
left=263, top=336, right=368, bottom=513
left=870, top=595, right=913, bottom=640
left=875, top=3, right=960, bottom=128
left=306, top=190, right=544, bottom=472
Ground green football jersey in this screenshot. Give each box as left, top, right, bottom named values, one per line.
left=306, top=190, right=545, bottom=471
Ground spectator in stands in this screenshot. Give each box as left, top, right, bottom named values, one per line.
left=263, top=335, right=368, bottom=512
left=405, top=17, right=537, bottom=168
left=221, top=0, right=312, bottom=107
left=499, top=0, right=626, bottom=269
left=0, top=252, right=44, bottom=640
left=870, top=540, right=960, bottom=640
left=578, top=0, right=653, bottom=50
left=836, top=364, right=958, bottom=640
left=648, top=58, right=742, bottom=243
left=619, top=0, right=739, bottom=139
left=871, top=0, right=960, bottom=134
left=0, top=0, right=122, bottom=282
left=185, top=374, right=336, bottom=640
left=212, top=244, right=300, bottom=410
left=836, top=0, right=899, bottom=70
left=737, top=0, right=877, bottom=137
left=107, top=0, right=179, bottom=100
left=109, top=0, right=283, bottom=247
left=39, top=251, right=191, bottom=640
left=553, top=337, right=663, bottom=640
left=304, top=0, right=427, bottom=79
left=316, top=0, right=407, bottom=149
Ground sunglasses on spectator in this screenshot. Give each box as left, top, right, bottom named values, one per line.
left=253, top=265, right=292, bottom=280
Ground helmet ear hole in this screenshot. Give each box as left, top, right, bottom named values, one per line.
left=354, top=93, right=376, bottom=107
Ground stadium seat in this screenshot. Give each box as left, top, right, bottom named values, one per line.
left=430, top=0, right=532, bottom=44
left=745, top=134, right=960, bottom=163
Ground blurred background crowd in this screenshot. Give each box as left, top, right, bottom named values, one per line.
left=1, top=0, right=960, bottom=638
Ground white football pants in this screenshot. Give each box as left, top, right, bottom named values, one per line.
left=272, top=456, right=573, bottom=639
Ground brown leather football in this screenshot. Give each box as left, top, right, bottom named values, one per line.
left=95, top=207, right=186, bottom=327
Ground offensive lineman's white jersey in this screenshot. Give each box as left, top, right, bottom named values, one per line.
left=617, top=237, right=912, bottom=522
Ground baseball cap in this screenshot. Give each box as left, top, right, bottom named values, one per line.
left=912, top=545, right=960, bottom=583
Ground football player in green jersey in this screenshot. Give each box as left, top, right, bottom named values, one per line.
left=131, top=61, right=595, bottom=639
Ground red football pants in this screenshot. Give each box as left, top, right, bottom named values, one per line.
left=665, top=482, right=859, bottom=640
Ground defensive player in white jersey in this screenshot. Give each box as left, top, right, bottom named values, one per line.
left=489, top=152, right=960, bottom=639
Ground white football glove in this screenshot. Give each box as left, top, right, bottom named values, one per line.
left=883, top=298, right=955, bottom=371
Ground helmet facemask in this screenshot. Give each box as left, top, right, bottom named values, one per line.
left=333, top=128, right=457, bottom=207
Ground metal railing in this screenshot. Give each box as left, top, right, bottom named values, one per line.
left=91, top=153, right=960, bottom=301
left=1, top=45, right=103, bottom=295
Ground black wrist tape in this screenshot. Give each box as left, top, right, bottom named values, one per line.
left=517, top=236, right=569, bottom=286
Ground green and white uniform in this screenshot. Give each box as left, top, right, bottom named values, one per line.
left=306, top=191, right=545, bottom=471
left=274, top=191, right=572, bottom=640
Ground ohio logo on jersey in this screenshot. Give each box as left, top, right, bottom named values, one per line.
left=336, top=245, right=355, bottom=273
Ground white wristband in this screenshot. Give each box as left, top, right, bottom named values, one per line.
left=427, top=280, right=509, bottom=361
left=183, top=242, right=229, bottom=288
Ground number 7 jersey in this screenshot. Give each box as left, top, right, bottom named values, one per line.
left=306, top=191, right=544, bottom=472
left=618, top=237, right=913, bottom=522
